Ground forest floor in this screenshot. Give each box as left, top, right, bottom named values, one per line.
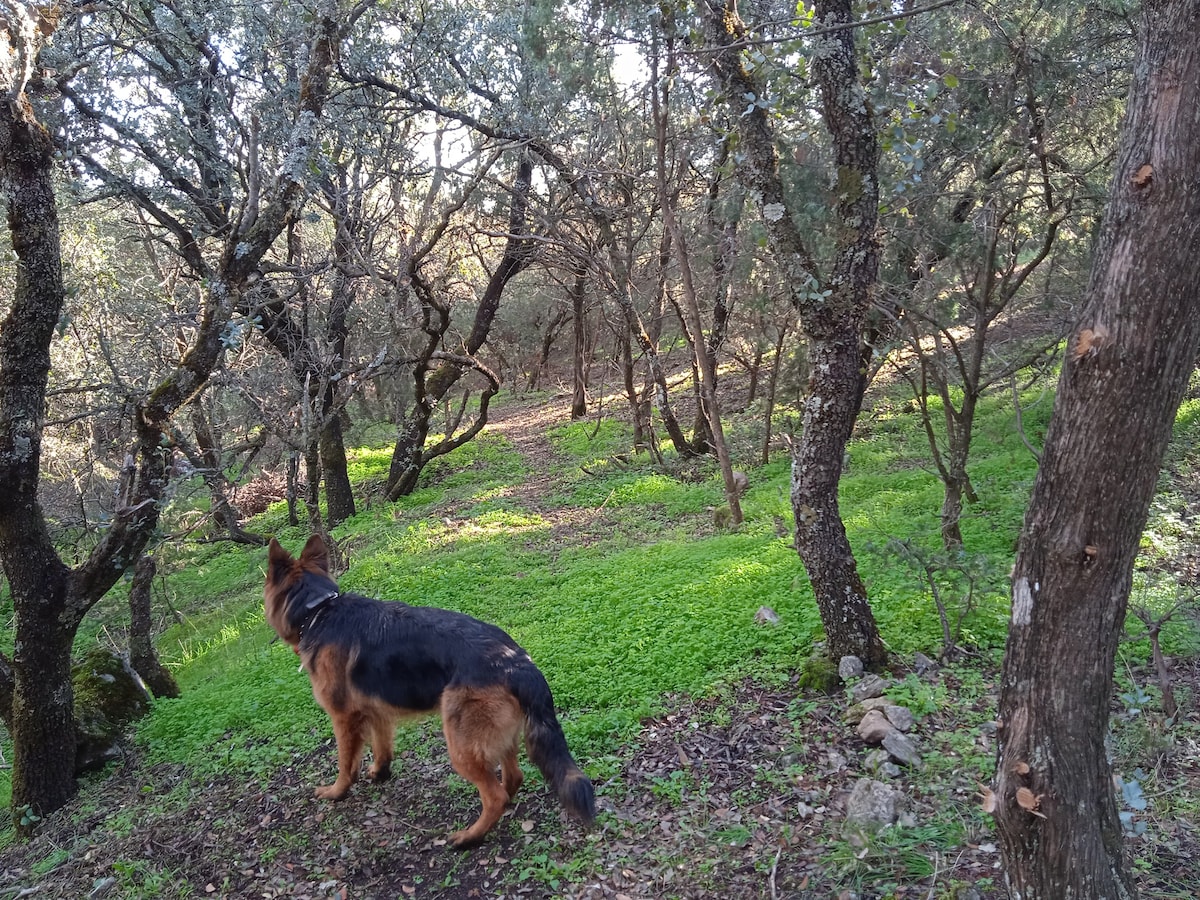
left=3, top=388, right=1200, bottom=900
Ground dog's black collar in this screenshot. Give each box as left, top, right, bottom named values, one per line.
left=289, top=581, right=340, bottom=641
left=300, top=587, right=340, bottom=613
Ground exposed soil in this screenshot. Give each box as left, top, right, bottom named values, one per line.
left=2, top=390, right=1198, bottom=899
left=4, top=658, right=1197, bottom=900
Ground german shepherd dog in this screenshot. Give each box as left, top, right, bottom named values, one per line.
left=264, top=535, right=595, bottom=847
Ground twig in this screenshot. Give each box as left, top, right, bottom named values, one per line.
left=1010, top=373, right=1043, bottom=461
left=769, top=846, right=782, bottom=900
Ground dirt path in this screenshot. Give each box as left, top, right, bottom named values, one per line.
left=478, top=392, right=624, bottom=548
left=483, top=392, right=573, bottom=508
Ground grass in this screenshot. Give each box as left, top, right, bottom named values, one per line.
left=0, top=372, right=1120, bottom=785
left=4, top=369, right=1199, bottom=897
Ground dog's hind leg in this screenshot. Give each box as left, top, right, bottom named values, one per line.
left=500, top=734, right=523, bottom=802
left=441, top=686, right=523, bottom=848
left=316, top=710, right=364, bottom=800
left=366, top=713, right=395, bottom=783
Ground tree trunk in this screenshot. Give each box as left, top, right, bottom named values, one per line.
left=570, top=268, right=589, bottom=419
left=691, top=137, right=740, bottom=453
left=618, top=326, right=648, bottom=451
left=792, top=330, right=884, bottom=663
left=319, top=413, right=355, bottom=525
left=745, top=345, right=762, bottom=405
left=0, top=8, right=339, bottom=829
left=181, top=403, right=267, bottom=545
left=285, top=452, right=301, bottom=526
left=386, top=152, right=534, bottom=499
left=703, top=0, right=886, bottom=664
left=940, top=477, right=965, bottom=550
left=761, top=324, right=790, bottom=465
left=10, top=601, right=76, bottom=830
left=994, top=4, right=1200, bottom=896
left=0, top=81, right=83, bottom=829
left=320, top=173, right=359, bottom=527
left=528, top=304, right=570, bottom=391
left=613, top=278, right=692, bottom=456
left=128, top=555, right=180, bottom=699
left=304, top=440, right=323, bottom=532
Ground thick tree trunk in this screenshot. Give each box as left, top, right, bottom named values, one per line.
left=11, top=601, right=76, bottom=829
left=994, top=4, right=1200, bottom=896
left=385, top=407, right=430, bottom=500
left=792, top=330, right=884, bottom=663
left=940, top=478, right=965, bottom=550
left=0, top=86, right=82, bottom=829
left=254, top=196, right=356, bottom=529
left=319, top=413, right=355, bottom=525
left=321, top=179, right=359, bottom=526
left=0, top=9, right=339, bottom=829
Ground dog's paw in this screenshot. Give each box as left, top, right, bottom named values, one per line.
left=314, top=784, right=349, bottom=801
left=447, top=829, right=483, bottom=850
left=367, top=761, right=392, bottom=783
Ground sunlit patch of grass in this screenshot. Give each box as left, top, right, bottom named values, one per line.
left=345, top=446, right=394, bottom=483
left=162, top=601, right=265, bottom=671
left=547, top=419, right=631, bottom=462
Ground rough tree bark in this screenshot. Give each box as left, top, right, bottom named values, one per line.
left=318, top=163, right=362, bottom=525
left=703, top=0, right=886, bottom=664
left=993, top=3, right=1200, bottom=896
left=569, top=266, right=590, bottom=419
left=0, top=60, right=78, bottom=824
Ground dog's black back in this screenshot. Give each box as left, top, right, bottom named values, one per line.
left=301, top=582, right=540, bottom=713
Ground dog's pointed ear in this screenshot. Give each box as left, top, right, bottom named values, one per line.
left=266, top=538, right=292, bottom=586
left=299, top=533, right=330, bottom=573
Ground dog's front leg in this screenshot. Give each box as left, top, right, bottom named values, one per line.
left=316, top=711, right=363, bottom=800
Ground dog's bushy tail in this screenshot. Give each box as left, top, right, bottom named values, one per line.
left=510, top=665, right=595, bottom=826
